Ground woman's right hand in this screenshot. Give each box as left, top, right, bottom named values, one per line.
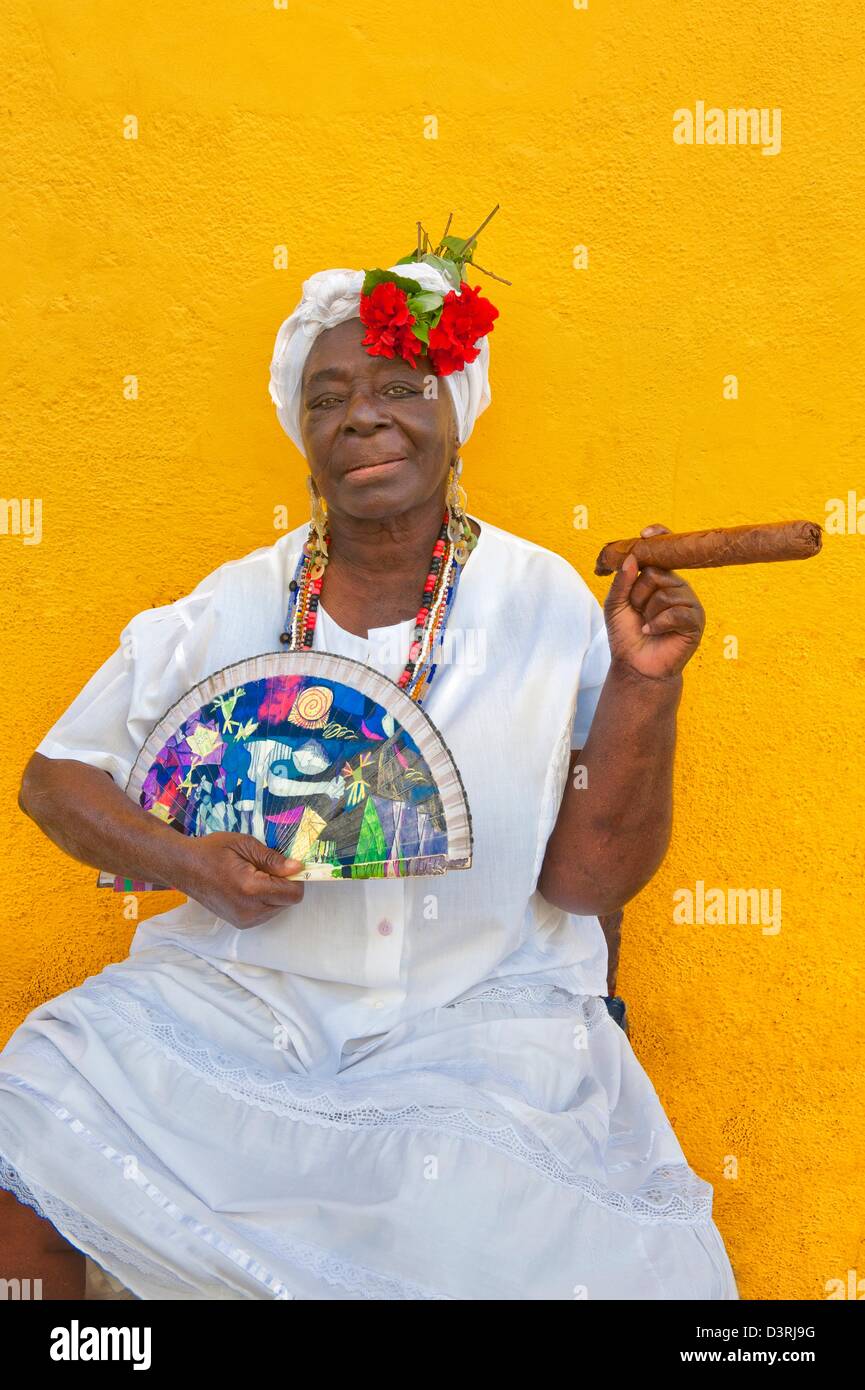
left=174, top=832, right=306, bottom=929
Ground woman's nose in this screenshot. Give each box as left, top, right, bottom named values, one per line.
left=342, top=385, right=393, bottom=433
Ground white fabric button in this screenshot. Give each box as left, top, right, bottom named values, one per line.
left=377, top=919, right=393, bottom=936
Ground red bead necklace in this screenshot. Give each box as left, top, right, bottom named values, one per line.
left=281, top=508, right=469, bottom=706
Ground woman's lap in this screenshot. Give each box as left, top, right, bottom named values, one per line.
left=0, top=944, right=739, bottom=1300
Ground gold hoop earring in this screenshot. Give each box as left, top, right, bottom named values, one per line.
left=446, top=456, right=477, bottom=565
left=305, top=474, right=330, bottom=578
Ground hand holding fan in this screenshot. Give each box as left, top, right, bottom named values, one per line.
left=98, top=651, right=472, bottom=890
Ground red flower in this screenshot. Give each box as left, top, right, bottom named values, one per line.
left=358, top=281, right=423, bottom=366
left=428, top=282, right=499, bottom=376
left=392, top=323, right=424, bottom=368
left=357, top=276, right=498, bottom=374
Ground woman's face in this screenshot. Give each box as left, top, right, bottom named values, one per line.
left=299, top=317, right=457, bottom=519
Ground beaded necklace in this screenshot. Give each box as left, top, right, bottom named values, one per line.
left=280, top=507, right=472, bottom=707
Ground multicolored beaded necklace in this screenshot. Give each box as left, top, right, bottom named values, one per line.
left=280, top=506, right=476, bottom=707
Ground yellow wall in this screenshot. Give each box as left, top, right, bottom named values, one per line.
left=1, top=0, right=862, bottom=1300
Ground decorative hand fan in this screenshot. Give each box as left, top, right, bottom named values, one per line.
left=97, top=651, right=473, bottom=889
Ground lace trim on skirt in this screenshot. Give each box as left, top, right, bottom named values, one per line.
left=0, top=1075, right=450, bottom=1300
left=75, top=977, right=714, bottom=1227
left=0, top=1151, right=188, bottom=1297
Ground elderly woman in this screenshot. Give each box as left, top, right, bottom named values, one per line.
left=0, top=242, right=739, bottom=1300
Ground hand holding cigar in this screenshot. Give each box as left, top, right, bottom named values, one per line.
left=594, top=520, right=823, bottom=576
left=601, top=522, right=706, bottom=681
left=598, top=519, right=822, bottom=682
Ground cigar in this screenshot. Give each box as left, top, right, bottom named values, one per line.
left=594, top=520, right=823, bottom=576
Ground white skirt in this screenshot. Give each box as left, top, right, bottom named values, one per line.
left=0, top=943, right=739, bottom=1300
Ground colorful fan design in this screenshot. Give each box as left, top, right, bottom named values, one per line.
left=97, top=651, right=473, bottom=889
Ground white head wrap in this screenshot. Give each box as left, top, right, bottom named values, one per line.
left=268, top=261, right=492, bottom=457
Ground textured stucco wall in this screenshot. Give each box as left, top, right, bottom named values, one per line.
left=1, top=1, right=863, bottom=1300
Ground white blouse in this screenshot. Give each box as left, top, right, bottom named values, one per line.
left=35, top=516, right=614, bottom=1071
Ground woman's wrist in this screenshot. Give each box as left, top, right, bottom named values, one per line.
left=607, top=655, right=685, bottom=696
left=154, top=828, right=201, bottom=896
left=108, top=810, right=200, bottom=896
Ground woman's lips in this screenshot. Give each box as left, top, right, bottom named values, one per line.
left=344, top=457, right=406, bottom=478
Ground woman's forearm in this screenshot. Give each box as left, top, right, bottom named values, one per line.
left=19, top=752, right=307, bottom=930
left=538, top=660, right=683, bottom=916
left=18, top=753, right=193, bottom=889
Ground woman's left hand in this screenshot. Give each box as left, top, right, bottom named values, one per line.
left=603, top=523, right=705, bottom=680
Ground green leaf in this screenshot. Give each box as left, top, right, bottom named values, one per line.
left=407, top=291, right=444, bottom=316
left=441, top=234, right=477, bottom=259
left=409, top=319, right=430, bottom=345
left=361, top=267, right=424, bottom=297
left=419, top=253, right=462, bottom=289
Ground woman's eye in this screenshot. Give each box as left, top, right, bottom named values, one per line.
left=307, top=383, right=416, bottom=410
